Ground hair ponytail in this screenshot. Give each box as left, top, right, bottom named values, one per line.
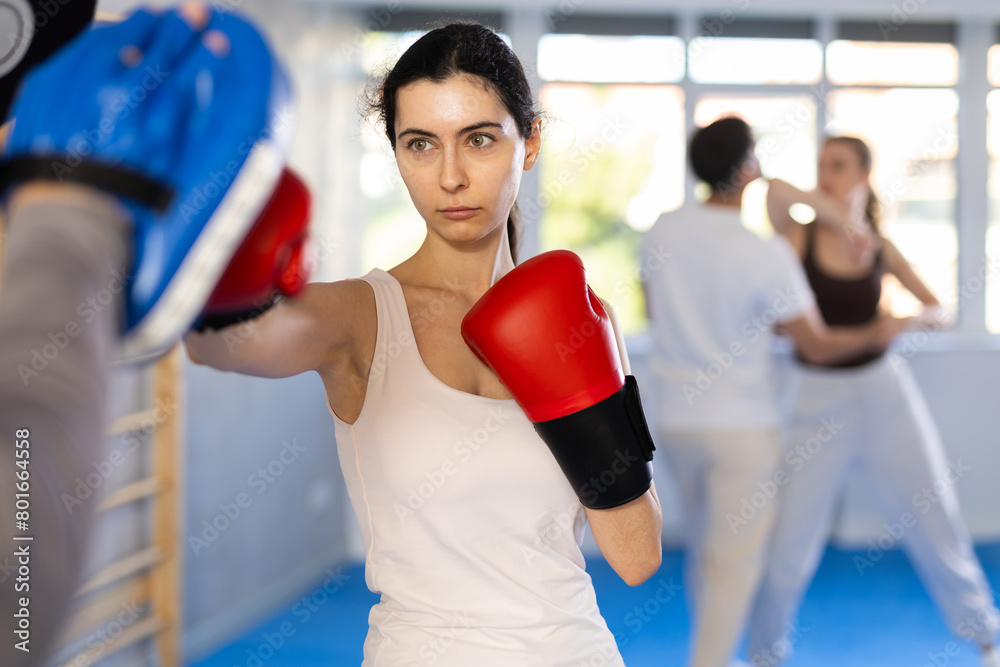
left=507, top=203, right=522, bottom=264
left=865, top=189, right=881, bottom=233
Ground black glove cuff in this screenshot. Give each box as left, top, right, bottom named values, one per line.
left=533, top=375, right=656, bottom=510
left=192, top=295, right=280, bottom=332
left=0, top=155, right=174, bottom=212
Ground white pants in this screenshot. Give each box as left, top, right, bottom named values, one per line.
left=661, top=427, right=782, bottom=667
left=747, top=354, right=1000, bottom=666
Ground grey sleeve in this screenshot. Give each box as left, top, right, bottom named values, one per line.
left=0, top=198, right=128, bottom=665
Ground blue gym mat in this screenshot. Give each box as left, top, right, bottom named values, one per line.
left=189, top=543, right=1000, bottom=666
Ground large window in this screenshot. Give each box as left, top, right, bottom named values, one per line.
left=537, top=34, right=685, bottom=83
left=826, top=41, right=958, bottom=86
left=537, top=27, right=686, bottom=334
left=987, top=43, right=1000, bottom=87
left=688, top=37, right=823, bottom=85
left=347, top=12, right=999, bottom=338
left=538, top=83, right=685, bottom=333
left=536, top=18, right=968, bottom=330
left=689, top=28, right=961, bottom=320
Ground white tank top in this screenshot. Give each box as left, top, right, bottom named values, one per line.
left=329, top=269, right=626, bottom=667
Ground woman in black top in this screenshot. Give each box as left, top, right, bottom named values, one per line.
left=746, top=136, right=1000, bottom=667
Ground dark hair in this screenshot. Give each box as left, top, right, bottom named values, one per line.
left=688, top=116, right=755, bottom=193
left=367, top=23, right=537, bottom=263
left=823, top=135, right=881, bottom=232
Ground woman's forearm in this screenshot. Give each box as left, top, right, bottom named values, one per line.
left=768, top=178, right=856, bottom=236
left=586, top=482, right=663, bottom=586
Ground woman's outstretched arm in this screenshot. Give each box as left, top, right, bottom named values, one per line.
left=766, top=179, right=866, bottom=252
left=881, top=238, right=952, bottom=330
left=184, top=278, right=373, bottom=378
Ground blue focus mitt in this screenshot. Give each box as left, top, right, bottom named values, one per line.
left=0, top=6, right=295, bottom=362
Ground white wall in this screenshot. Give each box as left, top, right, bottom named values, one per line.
left=181, top=362, right=348, bottom=663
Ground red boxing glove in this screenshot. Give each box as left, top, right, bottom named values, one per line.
left=194, top=167, right=311, bottom=330
left=462, top=250, right=655, bottom=509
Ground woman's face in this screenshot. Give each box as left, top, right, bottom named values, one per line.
left=393, top=75, right=540, bottom=249
left=818, top=140, right=869, bottom=202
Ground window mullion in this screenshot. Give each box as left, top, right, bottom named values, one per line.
left=956, top=21, right=992, bottom=333
left=680, top=11, right=698, bottom=207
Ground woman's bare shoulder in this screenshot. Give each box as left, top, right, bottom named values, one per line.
left=299, top=277, right=377, bottom=344
left=307, top=276, right=376, bottom=305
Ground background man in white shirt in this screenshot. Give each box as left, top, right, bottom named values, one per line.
left=639, top=116, right=901, bottom=667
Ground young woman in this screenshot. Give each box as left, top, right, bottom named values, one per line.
left=747, top=136, right=1000, bottom=666
left=186, top=23, right=662, bottom=666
